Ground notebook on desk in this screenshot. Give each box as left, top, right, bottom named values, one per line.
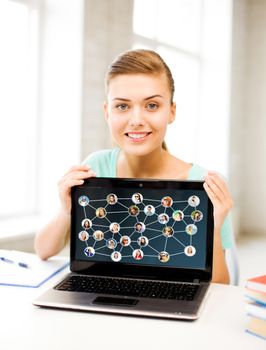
left=0, top=250, right=69, bottom=288
left=34, top=177, right=214, bottom=320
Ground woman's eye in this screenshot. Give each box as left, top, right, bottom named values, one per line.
left=146, top=103, right=158, bottom=111
left=116, top=103, right=129, bottom=111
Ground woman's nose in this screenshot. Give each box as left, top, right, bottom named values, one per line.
left=128, top=107, right=144, bottom=127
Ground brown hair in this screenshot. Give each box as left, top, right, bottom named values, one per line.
left=105, top=49, right=175, bottom=151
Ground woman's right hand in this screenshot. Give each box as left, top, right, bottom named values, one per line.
left=58, top=165, right=96, bottom=216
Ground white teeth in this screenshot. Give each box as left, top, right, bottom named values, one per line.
left=128, top=133, right=148, bottom=139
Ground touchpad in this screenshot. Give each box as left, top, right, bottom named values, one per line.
left=93, top=296, right=139, bottom=307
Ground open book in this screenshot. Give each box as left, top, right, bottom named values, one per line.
left=0, top=250, right=69, bottom=288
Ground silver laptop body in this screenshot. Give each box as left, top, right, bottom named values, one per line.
left=34, top=177, right=214, bottom=320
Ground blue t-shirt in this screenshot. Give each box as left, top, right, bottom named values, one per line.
left=83, top=148, right=233, bottom=249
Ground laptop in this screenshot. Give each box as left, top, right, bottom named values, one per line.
left=33, top=177, right=214, bottom=320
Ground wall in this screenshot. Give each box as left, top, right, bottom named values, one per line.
left=230, top=0, right=266, bottom=236
left=229, top=0, right=248, bottom=237
left=242, top=0, right=266, bottom=235
left=81, top=0, right=134, bottom=159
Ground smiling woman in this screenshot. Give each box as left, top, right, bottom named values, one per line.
left=34, top=49, right=233, bottom=285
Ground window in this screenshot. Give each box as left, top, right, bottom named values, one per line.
left=0, top=0, right=40, bottom=218
left=0, top=0, right=83, bottom=238
left=133, top=0, right=232, bottom=175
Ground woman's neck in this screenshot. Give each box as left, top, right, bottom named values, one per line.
left=117, top=147, right=189, bottom=179
left=117, top=147, right=167, bottom=178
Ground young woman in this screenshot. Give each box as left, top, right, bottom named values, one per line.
left=34, top=49, right=233, bottom=284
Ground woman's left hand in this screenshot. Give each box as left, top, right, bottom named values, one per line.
left=203, top=171, right=233, bottom=231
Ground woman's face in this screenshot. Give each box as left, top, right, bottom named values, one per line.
left=104, top=73, right=176, bottom=156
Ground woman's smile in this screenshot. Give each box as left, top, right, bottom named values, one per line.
left=125, top=131, right=152, bottom=142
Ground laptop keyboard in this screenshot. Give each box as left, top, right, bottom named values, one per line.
left=55, top=275, right=199, bottom=301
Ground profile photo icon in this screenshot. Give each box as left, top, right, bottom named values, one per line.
left=158, top=251, right=170, bottom=263
left=162, top=226, right=174, bottom=237
left=132, top=192, right=143, bottom=204
left=78, top=231, right=89, bottom=241
left=158, top=213, right=169, bottom=225
left=96, top=207, right=106, bottom=218
left=144, top=205, right=155, bottom=216
left=106, top=193, right=118, bottom=205
left=137, top=236, right=149, bottom=247
left=120, top=235, right=131, bottom=247
left=78, top=195, right=89, bottom=207
left=133, top=249, right=144, bottom=260
left=191, top=210, right=203, bottom=222
left=81, top=218, right=92, bottom=229
left=172, top=210, right=184, bottom=221
left=84, top=246, right=95, bottom=257
left=185, top=224, right=197, bottom=235
left=188, top=195, right=200, bottom=207
left=184, top=245, right=196, bottom=257
left=128, top=205, right=139, bottom=217
left=109, top=222, right=120, bottom=234
left=111, top=251, right=122, bottom=262
left=161, top=196, right=173, bottom=208
left=134, top=222, right=146, bottom=233
left=106, top=238, right=117, bottom=250
left=93, top=230, right=104, bottom=241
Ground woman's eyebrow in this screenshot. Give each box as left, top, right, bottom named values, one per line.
left=144, top=94, right=163, bottom=100
left=112, top=94, right=163, bottom=102
left=112, top=97, right=130, bottom=101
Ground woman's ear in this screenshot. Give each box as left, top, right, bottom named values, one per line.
left=168, top=102, right=176, bottom=124
left=103, top=101, right=109, bottom=121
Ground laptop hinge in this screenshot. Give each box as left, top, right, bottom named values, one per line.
left=193, top=279, right=200, bottom=284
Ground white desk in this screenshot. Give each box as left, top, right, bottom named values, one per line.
left=0, top=269, right=265, bottom=350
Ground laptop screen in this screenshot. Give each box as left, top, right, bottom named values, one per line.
left=71, top=178, right=214, bottom=278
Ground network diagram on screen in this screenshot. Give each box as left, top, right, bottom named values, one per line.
left=73, top=186, right=209, bottom=269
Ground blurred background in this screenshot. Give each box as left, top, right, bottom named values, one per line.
left=0, top=0, right=265, bottom=285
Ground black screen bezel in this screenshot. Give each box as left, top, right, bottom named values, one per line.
left=70, top=177, right=214, bottom=282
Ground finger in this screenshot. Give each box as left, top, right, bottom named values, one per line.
left=63, top=169, right=96, bottom=182
left=206, top=172, right=230, bottom=197
left=206, top=173, right=234, bottom=209
left=64, top=164, right=91, bottom=175
left=204, top=175, right=225, bottom=202
left=61, top=177, right=92, bottom=191
left=59, top=170, right=96, bottom=188
left=59, top=179, right=85, bottom=194
left=204, top=181, right=233, bottom=211
left=203, top=182, right=219, bottom=205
